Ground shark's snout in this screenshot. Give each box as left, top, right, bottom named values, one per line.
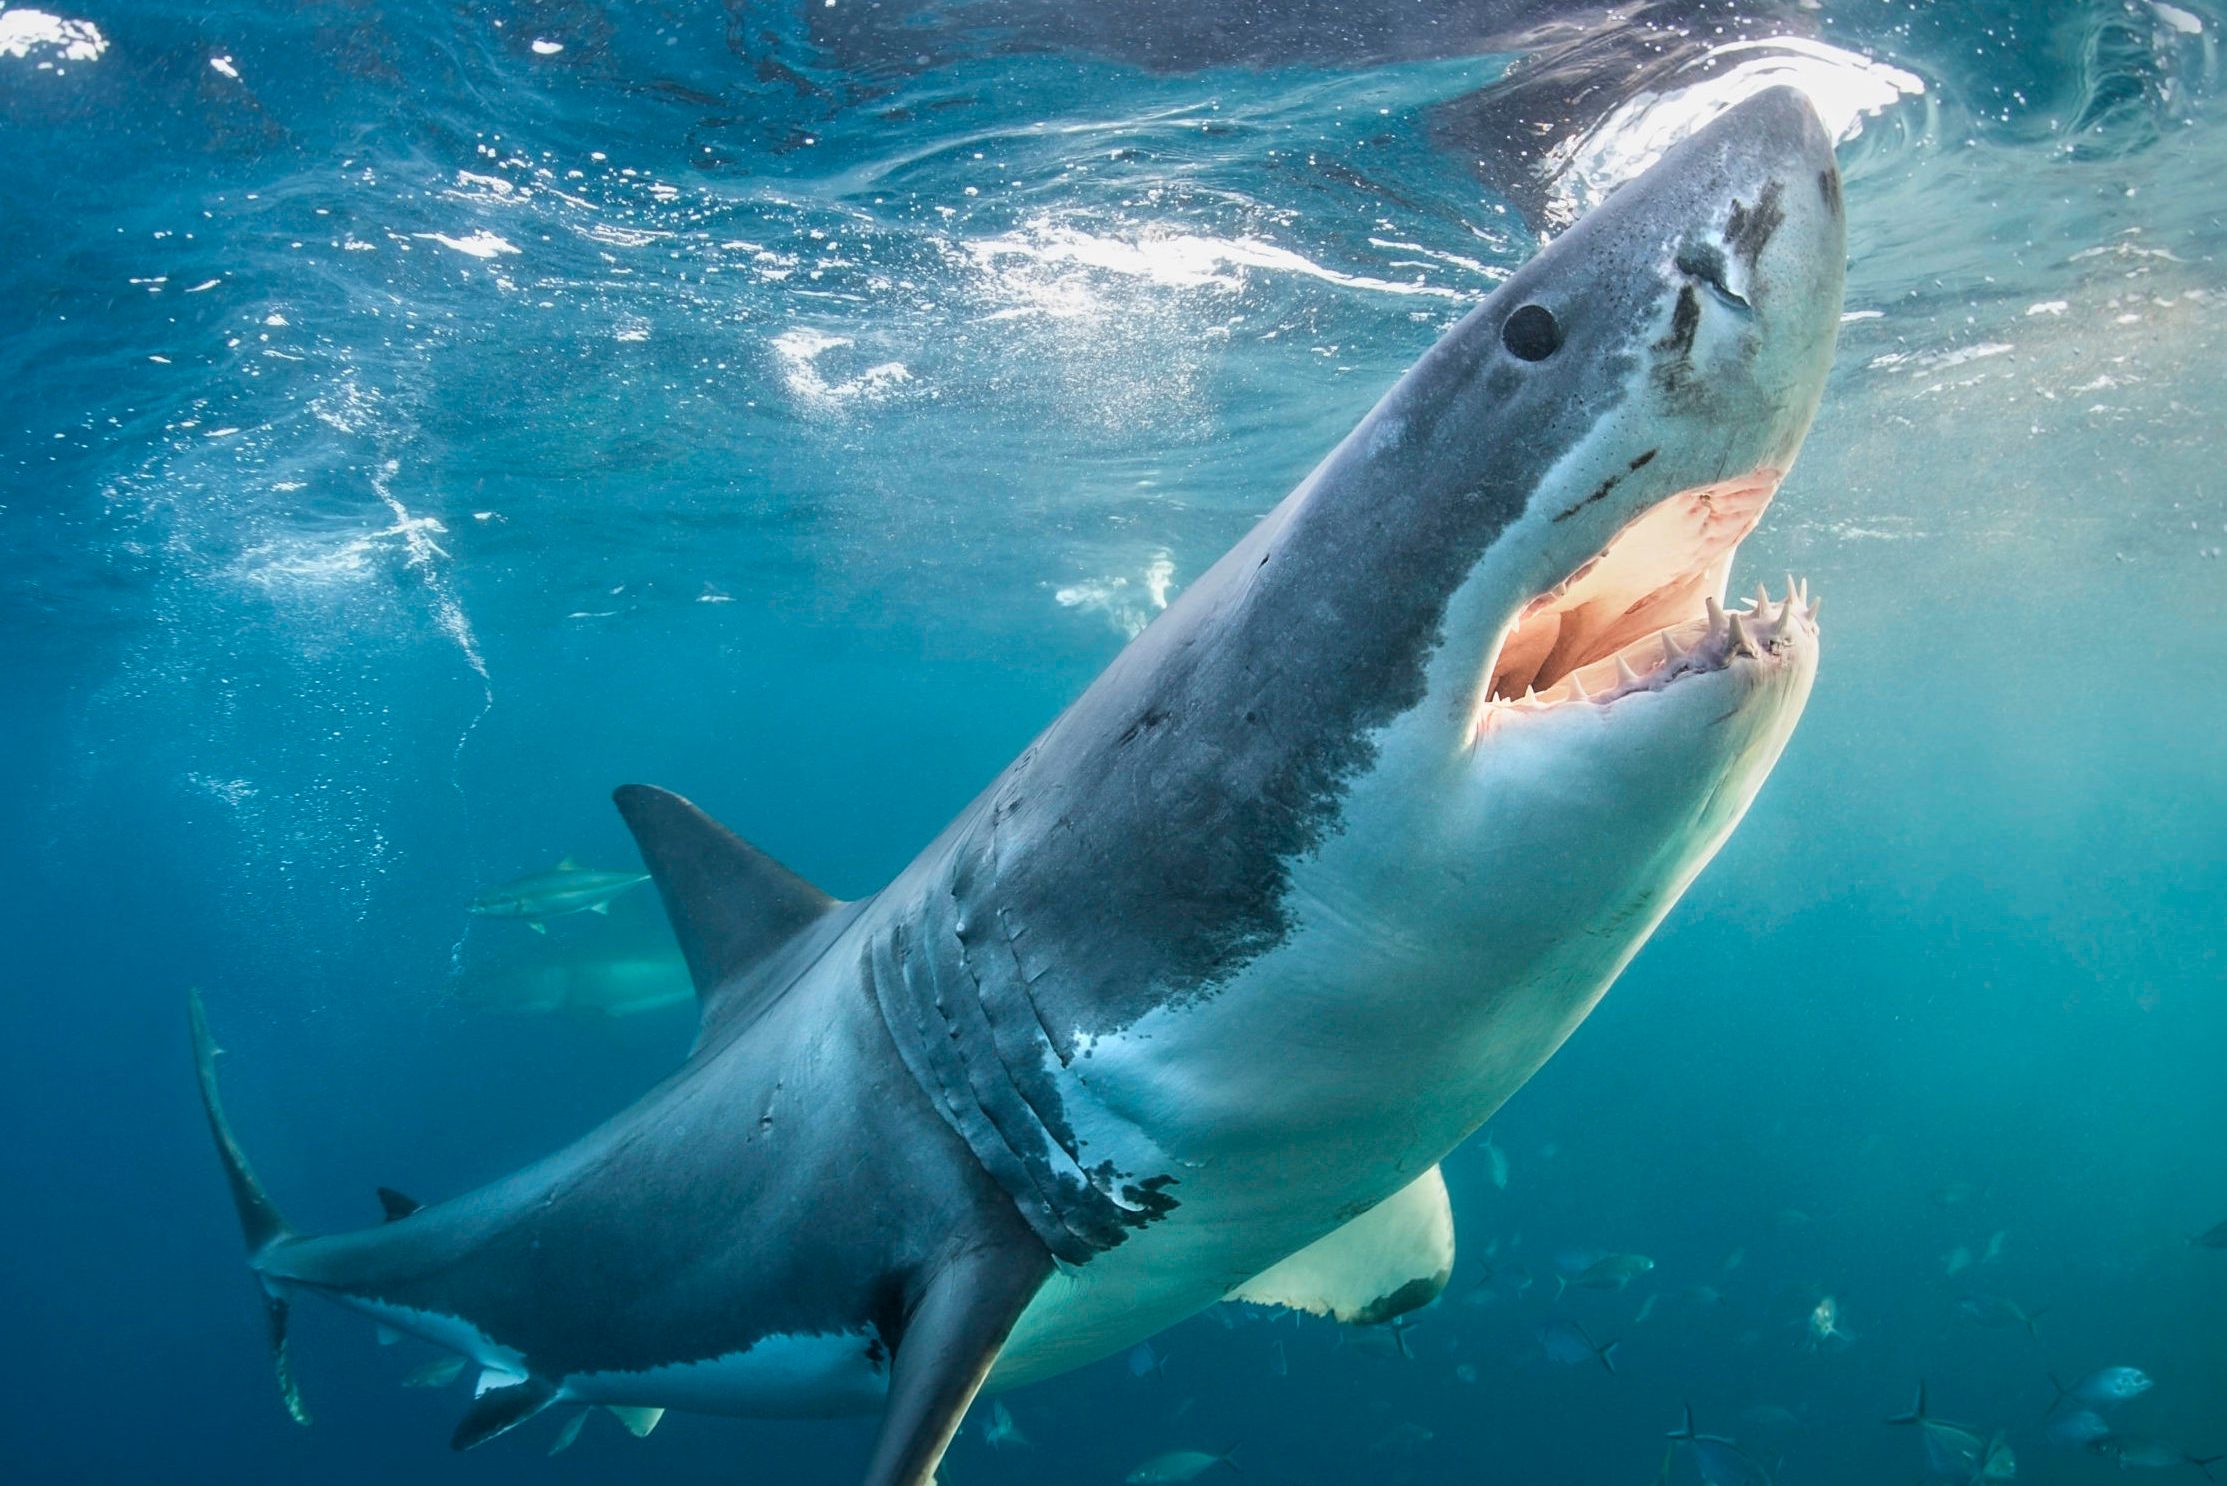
left=1448, top=86, right=1843, bottom=754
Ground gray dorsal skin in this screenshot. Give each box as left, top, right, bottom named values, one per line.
left=193, top=88, right=1846, bottom=1486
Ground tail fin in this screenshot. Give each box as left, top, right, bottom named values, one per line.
left=191, top=991, right=290, bottom=1256
left=190, top=992, right=307, bottom=1425
left=1886, top=1381, right=1927, bottom=1427
left=1668, top=1405, right=1698, bottom=1441
left=1599, top=1338, right=1621, bottom=1376
left=2192, top=1456, right=2222, bottom=1482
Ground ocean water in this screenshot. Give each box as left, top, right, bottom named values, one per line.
left=5, top=2, right=2225, bottom=1483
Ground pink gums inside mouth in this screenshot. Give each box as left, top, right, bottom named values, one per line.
left=1470, top=469, right=1818, bottom=740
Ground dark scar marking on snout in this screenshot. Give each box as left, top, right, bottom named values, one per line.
left=1652, top=287, right=1707, bottom=404
left=1656, top=285, right=1700, bottom=366
left=1629, top=449, right=1658, bottom=470
left=1554, top=474, right=1617, bottom=523
left=1116, top=707, right=1170, bottom=746
left=1818, top=169, right=1842, bottom=218
left=1726, top=182, right=1786, bottom=267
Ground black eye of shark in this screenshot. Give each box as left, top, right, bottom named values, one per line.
left=1501, top=304, right=1561, bottom=360
left=1675, top=244, right=1750, bottom=311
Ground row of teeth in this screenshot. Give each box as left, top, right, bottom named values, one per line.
left=1492, top=576, right=1818, bottom=712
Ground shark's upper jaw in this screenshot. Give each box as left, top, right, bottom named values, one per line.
left=1468, top=466, right=1818, bottom=740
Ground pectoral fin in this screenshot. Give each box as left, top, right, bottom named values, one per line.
left=452, top=1376, right=557, bottom=1451
left=607, top=1405, right=664, bottom=1438
left=861, top=1243, right=1052, bottom=1486
left=547, top=1410, right=589, bottom=1456
left=1227, top=1165, right=1455, bottom=1326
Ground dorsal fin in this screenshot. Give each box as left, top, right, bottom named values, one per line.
left=612, top=785, right=838, bottom=1027
left=376, top=1186, right=422, bottom=1222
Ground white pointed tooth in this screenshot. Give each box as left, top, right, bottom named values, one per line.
left=1569, top=672, right=1590, bottom=701
left=1705, top=595, right=1726, bottom=637
left=1797, top=576, right=1810, bottom=608
left=1523, top=685, right=1538, bottom=708
left=1661, top=631, right=1686, bottom=664
left=1754, top=581, right=1772, bottom=611
left=1806, top=594, right=1822, bottom=624
left=1615, top=653, right=1640, bottom=687
left=1727, top=612, right=1754, bottom=655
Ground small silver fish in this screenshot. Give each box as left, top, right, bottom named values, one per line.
left=1538, top=1318, right=1618, bottom=1374
left=2058, top=1366, right=2153, bottom=1409
left=2090, top=1435, right=2224, bottom=1476
left=982, top=1398, right=1030, bottom=1450
left=1557, top=1252, right=1655, bottom=1296
left=1127, top=1342, right=1168, bottom=1380
left=2046, top=1410, right=2112, bottom=1450
left=1669, top=1406, right=1773, bottom=1486
left=1805, top=1296, right=1851, bottom=1349
left=1484, top=1135, right=1510, bottom=1190
left=1887, top=1383, right=1995, bottom=1484
left=1126, top=1448, right=1238, bottom=1483
left=1342, top=1316, right=1417, bottom=1361
left=1954, top=1294, right=2044, bottom=1336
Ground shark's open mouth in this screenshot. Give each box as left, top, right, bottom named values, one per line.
left=1471, top=469, right=1819, bottom=739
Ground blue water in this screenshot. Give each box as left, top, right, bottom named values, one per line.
left=6, top=1, right=2226, bottom=1482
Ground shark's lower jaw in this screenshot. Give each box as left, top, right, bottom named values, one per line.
left=1469, top=467, right=1819, bottom=742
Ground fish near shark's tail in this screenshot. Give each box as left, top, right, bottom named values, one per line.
left=189, top=990, right=311, bottom=1426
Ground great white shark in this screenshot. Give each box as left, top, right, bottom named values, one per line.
left=194, top=87, right=1846, bottom=1486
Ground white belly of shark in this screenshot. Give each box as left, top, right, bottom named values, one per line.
left=563, top=1330, right=890, bottom=1417
left=993, top=637, right=1808, bottom=1381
